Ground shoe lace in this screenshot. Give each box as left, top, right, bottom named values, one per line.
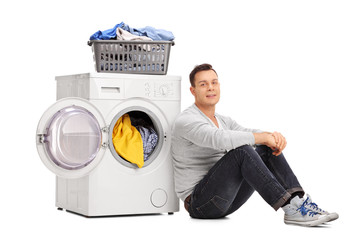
left=297, top=198, right=319, bottom=217
left=303, top=197, right=324, bottom=212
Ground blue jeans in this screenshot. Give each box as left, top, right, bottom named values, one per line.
left=187, top=145, right=304, bottom=219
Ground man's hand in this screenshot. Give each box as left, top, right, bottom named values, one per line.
left=253, top=132, right=287, bottom=156
left=270, top=132, right=287, bottom=156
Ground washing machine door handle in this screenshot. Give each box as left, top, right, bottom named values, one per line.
left=36, top=97, right=108, bottom=179
left=102, top=126, right=110, bottom=133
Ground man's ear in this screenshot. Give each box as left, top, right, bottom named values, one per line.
left=190, top=86, right=195, bottom=96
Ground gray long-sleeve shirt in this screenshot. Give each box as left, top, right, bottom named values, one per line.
left=171, top=104, right=263, bottom=201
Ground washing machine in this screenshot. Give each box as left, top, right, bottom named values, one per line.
left=36, top=72, right=180, bottom=217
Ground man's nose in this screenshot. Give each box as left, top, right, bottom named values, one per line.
left=208, top=83, right=215, bottom=90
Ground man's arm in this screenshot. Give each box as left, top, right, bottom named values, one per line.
left=175, top=116, right=256, bottom=151
left=253, top=132, right=287, bottom=156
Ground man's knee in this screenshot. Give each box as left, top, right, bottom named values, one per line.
left=255, top=145, right=273, bottom=157
left=232, top=145, right=263, bottom=162
left=235, top=144, right=255, bottom=153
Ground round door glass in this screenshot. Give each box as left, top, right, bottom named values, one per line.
left=44, top=106, right=102, bottom=170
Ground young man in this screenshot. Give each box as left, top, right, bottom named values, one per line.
left=171, top=63, right=338, bottom=226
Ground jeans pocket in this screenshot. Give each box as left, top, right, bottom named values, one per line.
left=196, top=195, right=229, bottom=219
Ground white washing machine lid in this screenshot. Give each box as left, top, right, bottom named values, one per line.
left=36, top=98, right=107, bottom=178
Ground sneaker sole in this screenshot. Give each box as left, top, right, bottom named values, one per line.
left=326, top=213, right=339, bottom=222
left=284, top=215, right=331, bottom=227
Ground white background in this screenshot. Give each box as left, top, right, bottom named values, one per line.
left=1, top=0, right=359, bottom=239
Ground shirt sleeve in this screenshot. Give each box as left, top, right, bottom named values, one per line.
left=175, top=116, right=256, bottom=151
left=223, top=115, right=263, bottom=133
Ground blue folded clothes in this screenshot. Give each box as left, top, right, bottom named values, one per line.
left=90, top=22, right=174, bottom=41
left=136, top=126, right=158, bottom=162
left=90, top=23, right=124, bottom=40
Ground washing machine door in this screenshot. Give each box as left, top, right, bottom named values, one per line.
left=36, top=98, right=107, bottom=178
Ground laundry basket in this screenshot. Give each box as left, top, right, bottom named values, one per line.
left=88, top=40, right=174, bottom=75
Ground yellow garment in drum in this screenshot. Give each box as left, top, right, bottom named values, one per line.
left=112, top=114, right=144, bottom=168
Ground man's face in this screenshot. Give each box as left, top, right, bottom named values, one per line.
left=190, top=70, right=220, bottom=108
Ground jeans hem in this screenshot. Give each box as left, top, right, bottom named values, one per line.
left=272, top=192, right=291, bottom=211
left=287, top=187, right=304, bottom=196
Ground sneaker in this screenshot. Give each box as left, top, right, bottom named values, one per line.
left=282, top=196, right=330, bottom=227
left=303, top=194, right=339, bottom=222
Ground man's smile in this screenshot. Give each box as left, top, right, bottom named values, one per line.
left=206, top=94, right=217, bottom=98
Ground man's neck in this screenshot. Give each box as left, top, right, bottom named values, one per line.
left=195, top=103, right=216, bottom=119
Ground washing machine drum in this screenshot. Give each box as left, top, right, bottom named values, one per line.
left=109, top=110, right=163, bottom=169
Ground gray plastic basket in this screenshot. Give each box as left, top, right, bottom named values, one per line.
left=88, top=40, right=174, bottom=75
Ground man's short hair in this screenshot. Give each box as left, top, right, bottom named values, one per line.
left=189, top=63, right=217, bottom=87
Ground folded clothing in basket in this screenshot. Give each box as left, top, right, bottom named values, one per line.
left=90, top=22, right=174, bottom=41
left=116, top=28, right=152, bottom=41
